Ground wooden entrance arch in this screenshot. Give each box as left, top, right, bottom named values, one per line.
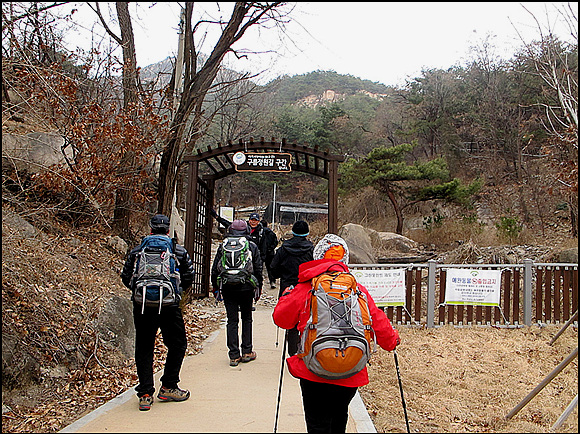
left=183, top=137, right=344, bottom=298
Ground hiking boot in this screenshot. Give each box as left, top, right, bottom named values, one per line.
left=139, top=394, right=153, bottom=411
left=157, top=386, right=190, bottom=402
left=230, top=356, right=242, bottom=366
left=241, top=351, right=257, bottom=363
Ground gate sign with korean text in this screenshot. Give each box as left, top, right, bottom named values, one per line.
left=233, top=152, right=292, bottom=172
left=444, top=268, right=502, bottom=306
left=351, top=268, right=406, bottom=307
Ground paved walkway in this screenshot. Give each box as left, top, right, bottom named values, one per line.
left=59, top=298, right=376, bottom=433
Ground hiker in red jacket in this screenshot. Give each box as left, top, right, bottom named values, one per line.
left=272, top=233, right=400, bottom=433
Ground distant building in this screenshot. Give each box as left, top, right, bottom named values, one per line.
left=263, top=201, right=328, bottom=225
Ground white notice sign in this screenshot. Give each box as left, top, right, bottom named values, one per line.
left=351, top=268, right=406, bottom=307
left=444, top=268, right=501, bottom=306
left=218, top=206, right=234, bottom=228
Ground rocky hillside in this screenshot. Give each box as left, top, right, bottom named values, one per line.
left=1, top=203, right=227, bottom=432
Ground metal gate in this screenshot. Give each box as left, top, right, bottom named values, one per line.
left=183, top=173, right=212, bottom=301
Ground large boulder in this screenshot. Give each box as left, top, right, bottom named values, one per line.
left=2, top=209, right=41, bottom=239
left=96, top=295, right=135, bottom=360
left=369, top=230, right=418, bottom=255
left=2, top=132, right=73, bottom=173
left=106, top=235, right=129, bottom=255
left=1, top=334, right=41, bottom=390
left=338, top=223, right=375, bottom=264
left=557, top=247, right=578, bottom=264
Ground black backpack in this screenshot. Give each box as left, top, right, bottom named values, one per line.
left=131, top=235, right=181, bottom=313
left=216, top=236, right=258, bottom=289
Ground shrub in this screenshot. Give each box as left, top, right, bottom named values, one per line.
left=495, top=216, right=523, bottom=244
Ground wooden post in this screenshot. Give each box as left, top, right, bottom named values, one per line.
left=523, top=259, right=533, bottom=325
left=203, top=178, right=215, bottom=298
left=549, top=310, right=578, bottom=346
left=185, top=161, right=198, bottom=262
left=426, top=260, right=437, bottom=328
left=551, top=394, right=578, bottom=430
left=505, top=347, right=578, bottom=420
left=328, top=160, right=339, bottom=234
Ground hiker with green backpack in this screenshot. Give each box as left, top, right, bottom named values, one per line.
left=211, top=219, right=263, bottom=366
left=120, top=214, right=195, bottom=411
left=272, top=233, right=401, bottom=433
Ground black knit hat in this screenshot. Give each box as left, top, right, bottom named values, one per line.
left=150, top=214, right=170, bottom=233
left=292, top=220, right=309, bottom=236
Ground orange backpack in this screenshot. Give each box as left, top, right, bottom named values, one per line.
left=298, top=269, right=376, bottom=379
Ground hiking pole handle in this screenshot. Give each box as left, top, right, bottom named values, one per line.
left=394, top=349, right=410, bottom=434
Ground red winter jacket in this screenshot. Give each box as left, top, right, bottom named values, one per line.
left=272, top=258, right=400, bottom=387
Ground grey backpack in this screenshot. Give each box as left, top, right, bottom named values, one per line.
left=132, top=235, right=181, bottom=313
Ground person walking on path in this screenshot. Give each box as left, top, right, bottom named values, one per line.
left=272, top=233, right=401, bottom=433
left=269, top=220, right=313, bottom=355
left=260, top=218, right=279, bottom=289
left=211, top=219, right=263, bottom=366
left=210, top=209, right=277, bottom=288
left=120, top=214, right=195, bottom=411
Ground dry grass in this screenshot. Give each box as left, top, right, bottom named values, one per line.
left=361, top=325, right=578, bottom=433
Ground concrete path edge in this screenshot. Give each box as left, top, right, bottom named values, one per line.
left=59, top=327, right=377, bottom=433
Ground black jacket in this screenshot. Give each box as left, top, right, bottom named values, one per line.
left=211, top=232, right=263, bottom=292
left=249, top=223, right=278, bottom=261
left=270, top=236, right=314, bottom=297
left=120, top=235, right=195, bottom=306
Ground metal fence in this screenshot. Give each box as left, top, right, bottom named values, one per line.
left=350, top=260, right=578, bottom=328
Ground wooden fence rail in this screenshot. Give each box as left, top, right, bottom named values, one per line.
left=350, top=260, right=578, bottom=328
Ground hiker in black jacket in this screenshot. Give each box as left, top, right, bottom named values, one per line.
left=211, top=219, right=263, bottom=366
left=269, top=220, right=314, bottom=355
left=260, top=218, right=279, bottom=289
left=120, top=214, right=194, bottom=411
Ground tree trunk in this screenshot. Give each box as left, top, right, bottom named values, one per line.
left=385, top=185, right=404, bottom=234
left=156, top=2, right=283, bottom=216
left=112, top=2, right=139, bottom=238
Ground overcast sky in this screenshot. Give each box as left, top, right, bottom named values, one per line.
left=69, top=2, right=578, bottom=87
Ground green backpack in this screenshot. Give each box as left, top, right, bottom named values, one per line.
left=216, top=236, right=258, bottom=289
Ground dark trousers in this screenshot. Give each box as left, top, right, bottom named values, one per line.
left=222, top=289, right=254, bottom=359
left=265, top=254, right=275, bottom=283
left=133, top=305, right=187, bottom=397
left=299, top=379, right=358, bottom=434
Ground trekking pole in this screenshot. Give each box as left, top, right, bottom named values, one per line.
left=274, top=330, right=288, bottom=433
left=275, top=326, right=280, bottom=347
left=393, top=349, right=410, bottom=434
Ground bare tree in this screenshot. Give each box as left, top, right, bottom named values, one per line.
left=513, top=3, right=578, bottom=236
left=88, top=2, right=143, bottom=237
left=156, top=2, right=290, bottom=216
left=515, top=3, right=578, bottom=135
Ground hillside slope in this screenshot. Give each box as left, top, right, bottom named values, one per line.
left=1, top=202, right=226, bottom=432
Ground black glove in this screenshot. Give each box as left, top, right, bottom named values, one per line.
left=210, top=208, right=218, bottom=218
